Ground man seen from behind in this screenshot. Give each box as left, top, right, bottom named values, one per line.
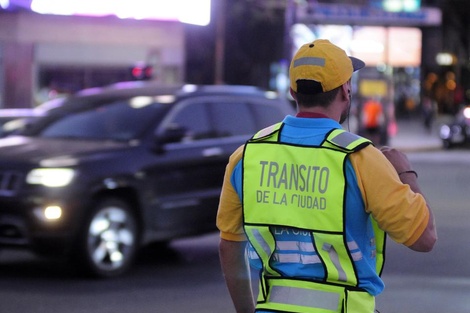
left=217, top=39, right=437, bottom=313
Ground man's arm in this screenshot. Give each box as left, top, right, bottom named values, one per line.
left=396, top=169, right=437, bottom=252
left=219, top=239, right=255, bottom=313
left=380, top=146, right=437, bottom=252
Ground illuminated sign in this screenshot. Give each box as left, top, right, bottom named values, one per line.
left=27, top=0, right=211, bottom=26
left=370, top=0, right=421, bottom=12
left=292, top=24, right=422, bottom=67
left=297, top=3, right=441, bottom=26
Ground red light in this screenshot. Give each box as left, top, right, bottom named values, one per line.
left=144, top=66, right=153, bottom=77
left=131, top=65, right=153, bottom=80
left=132, top=67, right=143, bottom=78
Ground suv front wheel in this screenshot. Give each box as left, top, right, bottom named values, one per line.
left=75, top=197, right=139, bottom=278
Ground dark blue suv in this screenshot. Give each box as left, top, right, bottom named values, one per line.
left=0, top=82, right=294, bottom=277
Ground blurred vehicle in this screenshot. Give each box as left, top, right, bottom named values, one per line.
left=0, top=82, right=294, bottom=277
left=0, top=98, right=65, bottom=137
left=439, top=105, right=470, bottom=149
left=0, top=108, right=45, bottom=137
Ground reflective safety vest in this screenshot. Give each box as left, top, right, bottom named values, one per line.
left=242, top=123, right=386, bottom=313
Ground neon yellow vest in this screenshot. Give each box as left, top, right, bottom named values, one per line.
left=242, top=123, right=385, bottom=313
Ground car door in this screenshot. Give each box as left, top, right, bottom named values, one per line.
left=144, top=96, right=258, bottom=237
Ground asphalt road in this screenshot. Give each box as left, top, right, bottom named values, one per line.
left=376, top=150, right=470, bottom=313
left=0, top=149, right=469, bottom=313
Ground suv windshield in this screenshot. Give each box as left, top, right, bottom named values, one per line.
left=37, top=99, right=166, bottom=141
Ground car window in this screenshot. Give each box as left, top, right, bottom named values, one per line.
left=168, top=101, right=257, bottom=141
left=39, top=100, right=164, bottom=141
left=210, top=102, right=257, bottom=137
left=251, top=101, right=288, bottom=127
left=169, top=102, right=213, bottom=140
left=161, top=96, right=292, bottom=143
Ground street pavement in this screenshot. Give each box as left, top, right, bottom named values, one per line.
left=388, top=115, right=451, bottom=152
left=377, top=116, right=470, bottom=313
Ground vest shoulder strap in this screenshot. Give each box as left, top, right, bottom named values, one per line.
left=324, top=129, right=372, bottom=152
left=250, top=122, right=283, bottom=141
left=250, top=123, right=372, bottom=152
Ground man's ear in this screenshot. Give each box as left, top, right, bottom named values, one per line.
left=289, top=88, right=297, bottom=101
left=341, top=83, right=350, bottom=100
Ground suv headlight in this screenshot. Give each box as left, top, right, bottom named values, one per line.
left=26, top=168, right=76, bottom=187
left=439, top=125, right=451, bottom=139
left=464, top=107, right=470, bottom=119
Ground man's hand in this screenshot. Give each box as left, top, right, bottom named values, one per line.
left=379, top=146, right=413, bottom=174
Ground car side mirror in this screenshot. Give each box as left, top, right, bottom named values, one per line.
left=155, top=125, right=188, bottom=145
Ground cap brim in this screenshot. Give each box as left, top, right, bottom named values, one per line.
left=350, top=56, right=365, bottom=72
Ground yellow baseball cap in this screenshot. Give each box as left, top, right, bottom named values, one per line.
left=289, top=39, right=365, bottom=94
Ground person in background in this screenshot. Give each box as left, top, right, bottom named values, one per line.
left=217, top=39, right=436, bottom=313
left=422, top=94, right=437, bottom=133
left=361, top=95, right=384, bottom=146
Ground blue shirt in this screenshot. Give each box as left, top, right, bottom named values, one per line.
left=230, top=115, right=385, bottom=296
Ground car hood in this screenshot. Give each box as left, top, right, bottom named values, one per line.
left=0, top=136, right=131, bottom=165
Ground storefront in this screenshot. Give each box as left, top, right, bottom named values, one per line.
left=0, top=0, right=211, bottom=108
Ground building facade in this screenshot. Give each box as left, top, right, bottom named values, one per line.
left=0, top=11, right=185, bottom=108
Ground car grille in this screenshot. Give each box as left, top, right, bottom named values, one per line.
left=0, top=171, right=23, bottom=196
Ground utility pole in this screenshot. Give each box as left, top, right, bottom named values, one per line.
left=284, top=0, right=296, bottom=62
left=214, top=0, right=226, bottom=85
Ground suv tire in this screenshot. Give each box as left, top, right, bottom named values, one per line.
left=75, top=197, right=139, bottom=278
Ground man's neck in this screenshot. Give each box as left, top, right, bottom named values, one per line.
left=297, top=104, right=341, bottom=121
left=296, top=111, right=330, bottom=118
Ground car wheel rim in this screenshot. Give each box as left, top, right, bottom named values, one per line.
left=87, top=206, right=136, bottom=271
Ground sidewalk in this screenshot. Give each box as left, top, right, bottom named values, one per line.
left=388, top=115, right=451, bottom=152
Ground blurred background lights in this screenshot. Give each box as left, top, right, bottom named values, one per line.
left=383, top=0, right=421, bottom=12
left=464, top=107, right=470, bottom=119
left=30, top=0, right=211, bottom=26
left=350, top=40, right=384, bottom=54
left=436, top=52, right=455, bottom=66
left=0, top=0, right=10, bottom=9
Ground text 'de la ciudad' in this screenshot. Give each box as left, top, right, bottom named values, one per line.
left=255, top=160, right=330, bottom=210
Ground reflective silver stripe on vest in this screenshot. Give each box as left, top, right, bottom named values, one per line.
left=273, top=240, right=362, bottom=265
left=274, top=240, right=362, bottom=264
left=251, top=229, right=272, bottom=257
left=247, top=249, right=260, bottom=261
left=275, top=240, right=320, bottom=264
left=323, top=243, right=347, bottom=282
left=275, top=253, right=321, bottom=264
left=277, top=240, right=315, bottom=252
left=293, top=57, right=326, bottom=68
left=254, top=123, right=280, bottom=139
left=350, top=251, right=363, bottom=261
left=348, top=241, right=363, bottom=261
left=330, top=131, right=360, bottom=148
left=269, top=285, right=339, bottom=311
left=348, top=240, right=359, bottom=250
